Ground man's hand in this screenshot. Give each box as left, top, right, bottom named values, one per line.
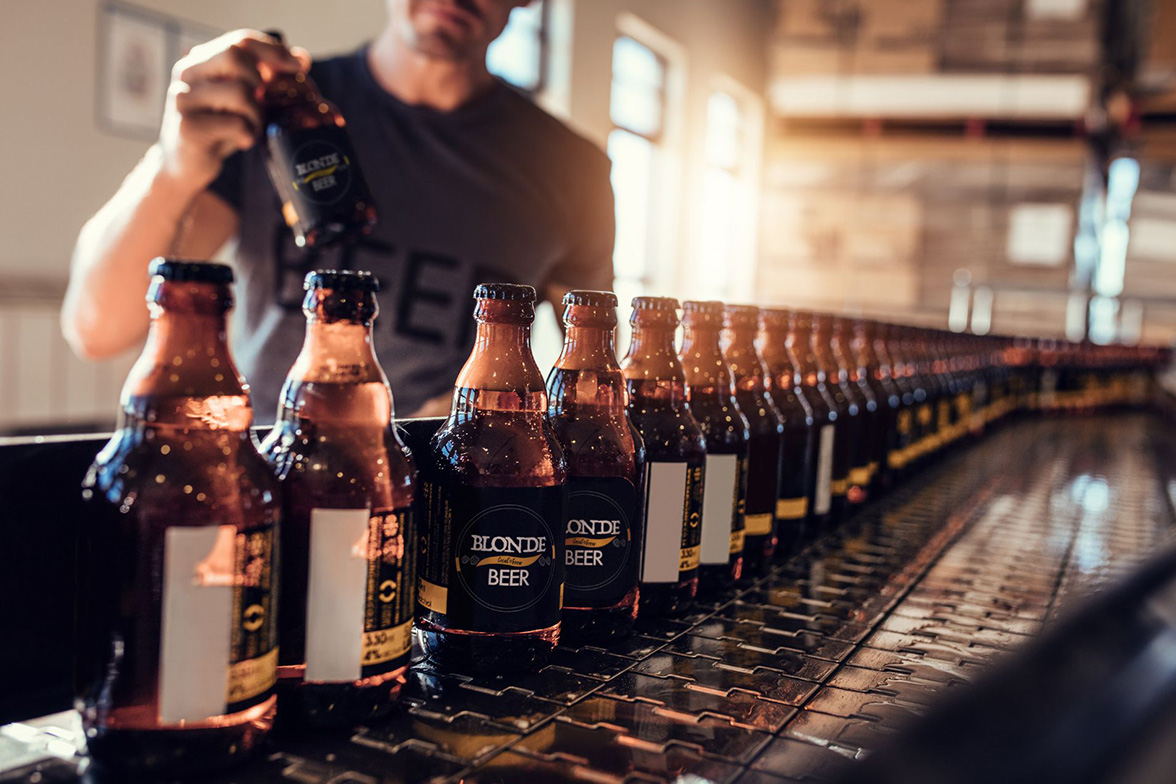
left=159, top=30, right=307, bottom=195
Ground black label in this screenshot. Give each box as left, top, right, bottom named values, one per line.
left=226, top=523, right=278, bottom=714
left=563, top=476, right=638, bottom=607
left=418, top=481, right=566, bottom=634
left=361, top=508, right=416, bottom=679
left=267, top=125, right=370, bottom=233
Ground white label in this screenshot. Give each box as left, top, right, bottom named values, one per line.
left=641, top=462, right=688, bottom=583
left=814, top=425, right=835, bottom=515
left=159, top=526, right=235, bottom=723
left=305, top=508, right=372, bottom=682
left=700, top=454, right=738, bottom=565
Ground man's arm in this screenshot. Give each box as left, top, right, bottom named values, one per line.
left=61, top=30, right=305, bottom=359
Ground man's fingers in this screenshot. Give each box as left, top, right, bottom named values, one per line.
left=178, top=110, right=257, bottom=153
left=176, top=29, right=302, bottom=85
left=174, top=80, right=262, bottom=135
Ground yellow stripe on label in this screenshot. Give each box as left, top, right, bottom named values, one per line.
left=729, top=528, right=746, bottom=555
left=848, top=467, right=871, bottom=486
left=744, top=513, right=773, bottom=536
left=361, top=619, right=412, bottom=667
left=226, top=646, right=277, bottom=705
left=830, top=478, right=849, bottom=497
left=776, top=497, right=808, bottom=519
left=679, top=545, right=700, bottom=572
left=416, top=577, right=447, bottom=615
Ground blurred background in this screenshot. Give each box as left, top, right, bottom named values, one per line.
left=1, top=0, right=1174, bottom=434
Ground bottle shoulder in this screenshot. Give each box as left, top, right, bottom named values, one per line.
left=429, top=413, right=566, bottom=486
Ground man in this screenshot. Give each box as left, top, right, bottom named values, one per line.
left=62, top=0, right=615, bottom=419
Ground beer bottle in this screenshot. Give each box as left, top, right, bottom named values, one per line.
left=546, top=291, right=644, bottom=642
left=681, top=301, right=749, bottom=592
left=814, top=314, right=865, bottom=512
left=833, top=316, right=878, bottom=501
left=79, top=260, right=278, bottom=778
left=721, top=305, right=783, bottom=576
left=789, top=311, right=843, bottom=534
left=855, top=319, right=902, bottom=494
left=620, top=297, right=705, bottom=614
left=416, top=284, right=567, bottom=672
left=758, top=309, right=815, bottom=553
left=261, top=32, right=377, bottom=247
left=260, top=270, right=416, bottom=727
left=881, top=323, right=918, bottom=478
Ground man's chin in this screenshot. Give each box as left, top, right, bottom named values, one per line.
left=409, top=30, right=474, bottom=61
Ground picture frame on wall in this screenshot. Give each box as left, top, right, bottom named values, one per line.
left=97, top=3, right=169, bottom=139
left=97, top=2, right=220, bottom=140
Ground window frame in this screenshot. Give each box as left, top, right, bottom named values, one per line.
left=609, top=35, right=669, bottom=145
left=487, top=0, right=550, bottom=96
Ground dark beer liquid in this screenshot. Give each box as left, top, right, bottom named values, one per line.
left=417, top=284, right=568, bottom=672
left=79, top=261, right=278, bottom=778
left=721, top=305, right=782, bottom=577
left=809, top=315, right=855, bottom=526
left=261, top=66, right=377, bottom=248
left=547, top=291, right=643, bottom=642
left=261, top=271, right=416, bottom=727
left=681, top=301, right=748, bottom=593
left=759, top=309, right=816, bottom=552
left=621, top=297, right=705, bottom=614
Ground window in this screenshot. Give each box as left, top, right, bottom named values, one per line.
left=696, top=91, right=745, bottom=299
left=608, top=36, right=667, bottom=294
left=487, top=0, right=547, bottom=93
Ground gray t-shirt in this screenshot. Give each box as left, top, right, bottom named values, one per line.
left=210, top=48, right=615, bottom=421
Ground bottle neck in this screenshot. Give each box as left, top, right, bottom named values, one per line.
left=622, top=323, right=688, bottom=406
left=789, top=328, right=824, bottom=386
left=722, top=327, right=766, bottom=392
left=680, top=325, right=731, bottom=395
left=555, top=324, right=619, bottom=371
left=276, top=318, right=391, bottom=426
left=453, top=319, right=546, bottom=417
left=121, top=295, right=250, bottom=431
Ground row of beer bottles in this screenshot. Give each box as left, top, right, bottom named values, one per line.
left=75, top=259, right=1164, bottom=778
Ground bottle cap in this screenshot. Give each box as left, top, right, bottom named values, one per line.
left=682, top=300, right=725, bottom=315
left=723, top=304, right=759, bottom=329
left=473, top=283, right=537, bottom=302
left=149, top=258, right=234, bottom=284
left=632, top=296, right=679, bottom=312
left=563, top=290, right=617, bottom=308
left=304, top=269, right=380, bottom=292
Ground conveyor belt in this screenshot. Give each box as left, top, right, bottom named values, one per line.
left=3, top=414, right=1173, bottom=784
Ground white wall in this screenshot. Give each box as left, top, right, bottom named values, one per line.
left=0, top=0, right=770, bottom=431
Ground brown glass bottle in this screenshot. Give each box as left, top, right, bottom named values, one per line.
left=261, top=32, right=377, bottom=248
left=813, top=314, right=862, bottom=518
left=789, top=311, right=844, bottom=535
left=260, top=270, right=416, bottom=727
left=79, top=260, right=278, bottom=778
left=721, top=305, right=783, bottom=576
left=829, top=315, right=876, bottom=507
left=681, top=301, right=749, bottom=593
left=416, top=284, right=567, bottom=672
left=856, top=319, right=902, bottom=494
left=621, top=297, right=705, bottom=614
left=758, top=309, right=815, bottom=553
left=547, top=291, right=644, bottom=642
